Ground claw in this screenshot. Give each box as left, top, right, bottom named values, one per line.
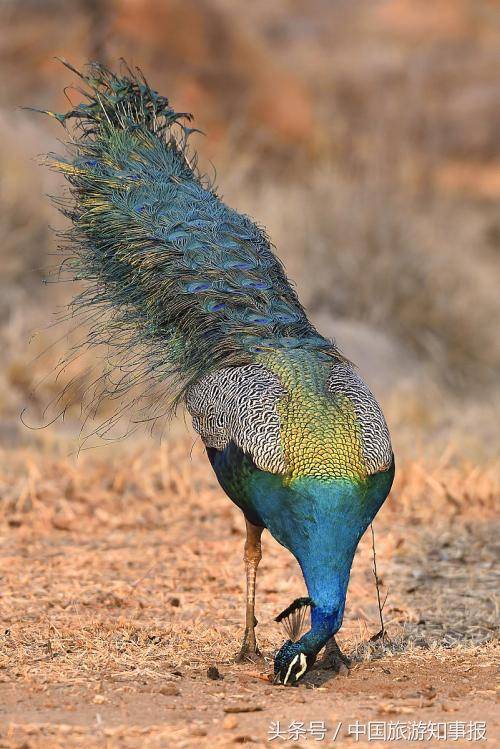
left=317, top=637, right=351, bottom=674
left=236, top=645, right=262, bottom=663
left=236, top=628, right=262, bottom=663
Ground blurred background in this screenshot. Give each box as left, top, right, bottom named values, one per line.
left=1, top=0, right=499, bottom=460
left=0, top=7, right=498, bottom=739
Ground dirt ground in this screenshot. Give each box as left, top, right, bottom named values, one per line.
left=0, top=436, right=498, bottom=748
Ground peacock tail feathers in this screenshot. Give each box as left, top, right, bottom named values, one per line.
left=36, top=61, right=339, bottom=422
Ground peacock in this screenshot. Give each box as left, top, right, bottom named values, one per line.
left=35, top=62, right=394, bottom=686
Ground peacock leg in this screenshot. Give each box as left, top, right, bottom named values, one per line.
left=236, top=518, right=264, bottom=662
left=317, top=635, right=351, bottom=673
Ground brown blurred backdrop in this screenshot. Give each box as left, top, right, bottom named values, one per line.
left=1, top=0, right=499, bottom=460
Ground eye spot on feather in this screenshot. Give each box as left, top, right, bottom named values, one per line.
left=183, top=281, right=211, bottom=293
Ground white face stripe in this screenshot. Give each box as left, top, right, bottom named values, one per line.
left=295, top=653, right=308, bottom=681
left=283, top=652, right=308, bottom=685
left=283, top=655, right=298, bottom=685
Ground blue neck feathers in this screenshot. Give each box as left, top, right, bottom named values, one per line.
left=248, top=463, right=395, bottom=656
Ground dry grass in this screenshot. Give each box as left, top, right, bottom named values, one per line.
left=0, top=436, right=498, bottom=746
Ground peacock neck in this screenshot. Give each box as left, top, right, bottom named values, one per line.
left=299, top=607, right=345, bottom=656
left=247, top=467, right=395, bottom=657
left=296, top=536, right=354, bottom=655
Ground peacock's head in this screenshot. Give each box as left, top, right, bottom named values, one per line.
left=273, top=640, right=316, bottom=685
left=273, top=596, right=316, bottom=686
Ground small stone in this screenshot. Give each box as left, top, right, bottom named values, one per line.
left=224, top=704, right=263, bottom=714
left=223, top=715, right=238, bottom=730
left=158, top=684, right=180, bottom=696
left=207, top=665, right=222, bottom=680
left=51, top=515, right=74, bottom=531
left=170, top=597, right=181, bottom=607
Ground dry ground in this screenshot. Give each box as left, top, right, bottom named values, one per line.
left=0, top=435, right=498, bottom=748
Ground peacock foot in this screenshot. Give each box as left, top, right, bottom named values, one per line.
left=317, top=637, right=351, bottom=675
left=236, top=626, right=262, bottom=663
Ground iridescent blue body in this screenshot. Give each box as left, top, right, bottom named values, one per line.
left=209, top=443, right=394, bottom=660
